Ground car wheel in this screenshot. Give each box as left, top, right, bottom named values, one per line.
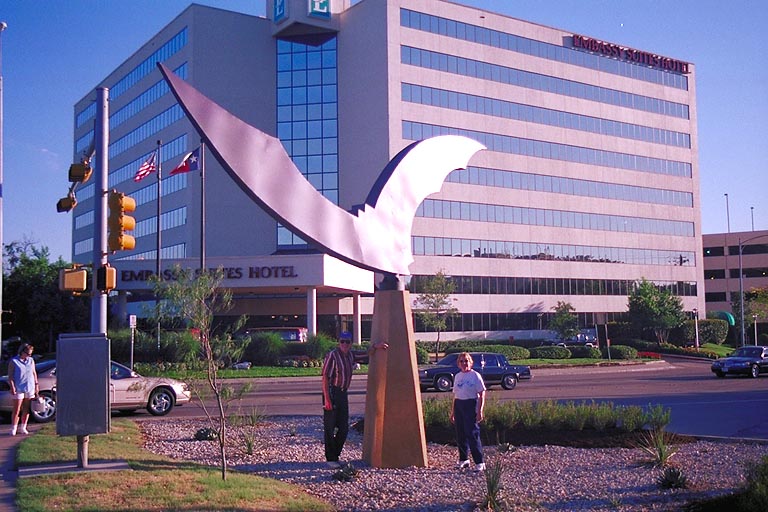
left=435, top=375, right=453, bottom=392
left=31, top=391, right=56, bottom=423
left=147, top=387, right=175, bottom=416
left=750, top=364, right=760, bottom=379
left=714, top=371, right=725, bottom=378
left=501, top=375, right=517, bottom=390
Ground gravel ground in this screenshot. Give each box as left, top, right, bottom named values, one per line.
left=139, top=417, right=768, bottom=511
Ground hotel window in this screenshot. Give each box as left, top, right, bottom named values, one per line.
left=276, top=35, right=338, bottom=249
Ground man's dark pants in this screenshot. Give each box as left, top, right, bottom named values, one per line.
left=323, top=385, right=349, bottom=462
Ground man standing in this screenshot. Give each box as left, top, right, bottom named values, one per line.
left=322, top=332, right=387, bottom=468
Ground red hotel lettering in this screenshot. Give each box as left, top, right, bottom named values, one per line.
left=572, top=34, right=689, bottom=74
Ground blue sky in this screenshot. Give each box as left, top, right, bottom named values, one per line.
left=1, top=0, right=765, bottom=261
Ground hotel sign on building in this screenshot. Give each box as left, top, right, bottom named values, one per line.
left=572, top=34, right=689, bottom=74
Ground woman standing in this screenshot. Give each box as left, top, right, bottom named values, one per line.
left=8, top=343, right=38, bottom=435
left=450, top=352, right=486, bottom=471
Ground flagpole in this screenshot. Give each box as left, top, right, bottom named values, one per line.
left=156, top=139, right=162, bottom=354
left=200, top=141, right=206, bottom=271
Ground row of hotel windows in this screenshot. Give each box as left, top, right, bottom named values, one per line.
left=116, top=243, right=186, bottom=262
left=76, top=103, right=184, bottom=158
left=400, top=9, right=688, bottom=91
left=111, top=63, right=188, bottom=130
left=703, top=244, right=768, bottom=257
left=402, top=83, right=690, bottom=149
left=704, top=268, right=768, bottom=279
left=412, top=235, right=695, bottom=267
left=447, top=166, right=693, bottom=208
left=413, top=311, right=625, bottom=333
left=404, top=121, right=692, bottom=178
left=75, top=28, right=188, bottom=128
left=416, top=198, right=695, bottom=237
left=74, top=207, right=187, bottom=257
left=401, top=46, right=689, bottom=120
left=73, top=135, right=189, bottom=224
left=408, top=274, right=697, bottom=297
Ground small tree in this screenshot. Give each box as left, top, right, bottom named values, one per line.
left=627, top=279, right=686, bottom=345
left=151, top=265, right=248, bottom=481
left=413, top=270, right=458, bottom=361
left=548, top=301, right=579, bottom=340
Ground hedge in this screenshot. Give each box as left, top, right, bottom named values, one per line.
left=528, top=346, right=572, bottom=359
left=602, top=344, right=638, bottom=360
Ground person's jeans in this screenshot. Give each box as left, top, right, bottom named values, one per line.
left=323, top=386, right=349, bottom=462
left=454, top=398, right=484, bottom=463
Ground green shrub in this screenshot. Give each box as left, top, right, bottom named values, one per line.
left=422, top=398, right=451, bottom=428
left=242, top=332, right=286, bottom=366
left=304, top=333, right=337, bottom=360
left=672, top=318, right=728, bottom=346
left=529, top=346, right=572, bottom=359
left=475, top=344, right=531, bottom=360
left=645, top=404, right=672, bottom=430
left=415, top=343, right=431, bottom=364
left=604, top=345, right=638, bottom=360
left=586, top=401, right=618, bottom=431
left=739, top=455, right=768, bottom=511
left=618, top=405, right=646, bottom=432
left=568, top=346, right=601, bottom=359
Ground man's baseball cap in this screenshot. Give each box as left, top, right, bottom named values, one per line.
left=339, top=331, right=352, bottom=340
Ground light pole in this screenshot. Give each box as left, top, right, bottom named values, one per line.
left=753, top=314, right=758, bottom=346
left=738, top=234, right=768, bottom=346
left=724, top=193, right=731, bottom=233
left=0, top=21, right=7, bottom=345
left=693, top=308, right=700, bottom=351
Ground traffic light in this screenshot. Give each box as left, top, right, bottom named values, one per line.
left=59, top=268, right=88, bottom=292
left=96, top=265, right=117, bottom=292
left=108, top=190, right=137, bottom=252
left=56, top=193, right=77, bottom=213
left=68, top=162, right=92, bottom=184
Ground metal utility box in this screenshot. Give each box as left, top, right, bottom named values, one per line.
left=56, top=333, right=110, bottom=436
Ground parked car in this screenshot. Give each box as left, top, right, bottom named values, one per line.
left=711, top=346, right=768, bottom=379
left=419, top=352, right=532, bottom=392
left=0, top=360, right=191, bottom=422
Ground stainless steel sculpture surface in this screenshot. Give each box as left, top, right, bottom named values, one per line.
left=158, top=64, right=484, bottom=275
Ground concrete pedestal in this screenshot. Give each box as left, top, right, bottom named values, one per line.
left=362, top=289, right=428, bottom=468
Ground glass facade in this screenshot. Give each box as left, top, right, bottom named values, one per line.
left=403, top=83, right=690, bottom=148
left=404, top=121, right=691, bottom=178
left=448, top=166, right=692, bottom=208
left=276, top=36, right=339, bottom=249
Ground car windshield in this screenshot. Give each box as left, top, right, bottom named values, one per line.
left=732, top=347, right=763, bottom=358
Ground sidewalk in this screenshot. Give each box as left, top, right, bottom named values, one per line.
left=0, top=423, right=36, bottom=512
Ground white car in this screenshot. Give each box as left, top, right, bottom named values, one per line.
left=0, top=360, right=191, bottom=422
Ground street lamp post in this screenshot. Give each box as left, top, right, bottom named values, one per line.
left=693, top=308, right=700, bottom=351
left=0, top=21, right=7, bottom=345
left=753, top=314, right=758, bottom=346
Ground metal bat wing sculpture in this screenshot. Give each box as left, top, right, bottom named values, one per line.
left=158, top=63, right=485, bottom=275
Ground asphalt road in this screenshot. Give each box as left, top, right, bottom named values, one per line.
left=161, top=356, right=768, bottom=440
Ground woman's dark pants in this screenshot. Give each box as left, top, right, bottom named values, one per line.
left=454, top=398, right=484, bottom=464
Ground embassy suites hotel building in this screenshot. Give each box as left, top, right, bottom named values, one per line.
left=71, top=0, right=704, bottom=341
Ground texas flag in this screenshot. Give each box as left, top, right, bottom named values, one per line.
left=169, top=147, right=200, bottom=176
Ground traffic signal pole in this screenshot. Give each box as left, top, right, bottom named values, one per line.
left=91, top=87, right=109, bottom=335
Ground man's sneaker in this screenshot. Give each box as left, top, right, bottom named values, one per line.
left=474, top=462, right=486, bottom=472
left=456, top=459, right=470, bottom=469
left=9, top=427, right=16, bottom=436
left=326, top=461, right=342, bottom=469
left=19, top=427, right=29, bottom=435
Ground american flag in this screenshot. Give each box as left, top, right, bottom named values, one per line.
left=134, top=151, right=157, bottom=182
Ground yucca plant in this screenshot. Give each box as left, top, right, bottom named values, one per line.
left=657, top=466, right=688, bottom=489
left=637, top=428, right=679, bottom=467
left=482, top=458, right=505, bottom=511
